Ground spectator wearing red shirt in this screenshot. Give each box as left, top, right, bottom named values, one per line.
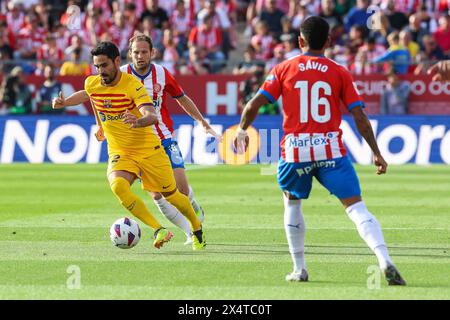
left=36, top=35, right=64, bottom=75
left=53, top=23, right=71, bottom=53
left=171, top=0, right=192, bottom=35
left=109, top=11, right=135, bottom=55
left=437, top=0, right=450, bottom=12
left=16, top=13, right=47, bottom=60
left=188, top=14, right=225, bottom=72
left=6, top=1, right=26, bottom=37
left=0, top=18, right=16, bottom=50
left=196, top=0, right=233, bottom=32
left=382, top=0, right=419, bottom=15
left=197, top=0, right=235, bottom=54
left=83, top=5, right=112, bottom=47
left=433, top=15, right=450, bottom=57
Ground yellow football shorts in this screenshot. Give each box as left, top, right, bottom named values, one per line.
left=107, top=146, right=176, bottom=193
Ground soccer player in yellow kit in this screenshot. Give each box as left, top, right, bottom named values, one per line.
left=53, top=42, right=205, bottom=250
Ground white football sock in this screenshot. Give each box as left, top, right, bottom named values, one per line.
left=154, top=197, right=191, bottom=238
left=283, top=195, right=306, bottom=273
left=188, top=186, right=203, bottom=218
left=345, top=201, right=393, bottom=270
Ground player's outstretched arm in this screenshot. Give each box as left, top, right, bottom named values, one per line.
left=350, top=106, right=388, bottom=175
left=52, top=90, right=90, bottom=109
left=234, top=93, right=269, bottom=153
left=123, top=106, right=158, bottom=128
left=176, top=95, right=222, bottom=141
left=427, top=60, right=450, bottom=81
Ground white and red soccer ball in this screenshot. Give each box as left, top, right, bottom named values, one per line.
left=109, top=217, right=141, bottom=249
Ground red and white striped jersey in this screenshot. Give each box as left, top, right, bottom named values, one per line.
left=120, top=63, right=185, bottom=141
left=170, top=10, right=191, bottom=34
left=260, top=54, right=364, bottom=163
left=6, top=12, right=26, bottom=35
left=17, top=26, right=47, bottom=54
left=188, top=26, right=222, bottom=50
left=37, top=44, right=64, bottom=62
left=380, top=0, right=420, bottom=14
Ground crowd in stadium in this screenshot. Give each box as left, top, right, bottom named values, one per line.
left=0, top=0, right=449, bottom=114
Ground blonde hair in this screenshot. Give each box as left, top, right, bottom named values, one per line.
left=128, top=33, right=153, bottom=51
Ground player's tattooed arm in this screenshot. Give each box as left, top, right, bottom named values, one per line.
left=52, top=90, right=89, bottom=109
left=350, top=106, right=388, bottom=174
left=239, top=93, right=269, bottom=130
left=123, top=106, right=158, bottom=128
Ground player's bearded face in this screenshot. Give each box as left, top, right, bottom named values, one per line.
left=100, top=67, right=117, bottom=85
left=94, top=55, right=119, bottom=85
left=130, top=41, right=152, bottom=71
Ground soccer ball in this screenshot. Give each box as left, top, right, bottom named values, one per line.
left=109, top=217, right=141, bottom=249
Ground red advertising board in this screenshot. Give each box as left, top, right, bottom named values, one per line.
left=1, top=73, right=449, bottom=115
left=353, top=74, right=450, bottom=115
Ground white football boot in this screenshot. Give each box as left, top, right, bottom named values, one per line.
left=286, top=269, right=309, bottom=282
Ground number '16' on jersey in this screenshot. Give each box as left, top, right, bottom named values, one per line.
left=259, top=53, right=365, bottom=163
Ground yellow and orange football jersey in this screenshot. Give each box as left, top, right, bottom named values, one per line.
left=84, top=72, right=161, bottom=156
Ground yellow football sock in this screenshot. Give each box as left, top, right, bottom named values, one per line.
left=110, top=177, right=161, bottom=231
left=165, top=189, right=201, bottom=231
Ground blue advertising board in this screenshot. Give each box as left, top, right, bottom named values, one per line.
left=0, top=115, right=449, bottom=164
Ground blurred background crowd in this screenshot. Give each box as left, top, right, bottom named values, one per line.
left=0, top=0, right=448, bottom=115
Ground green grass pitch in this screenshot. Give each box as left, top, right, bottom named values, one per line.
left=0, top=163, right=449, bottom=300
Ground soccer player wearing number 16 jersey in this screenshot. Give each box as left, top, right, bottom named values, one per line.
left=234, top=16, right=406, bottom=285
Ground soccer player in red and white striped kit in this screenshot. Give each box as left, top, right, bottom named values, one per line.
left=235, top=16, right=406, bottom=285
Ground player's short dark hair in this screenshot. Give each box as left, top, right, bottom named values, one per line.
left=91, top=41, right=120, bottom=61
left=300, top=16, right=330, bottom=50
